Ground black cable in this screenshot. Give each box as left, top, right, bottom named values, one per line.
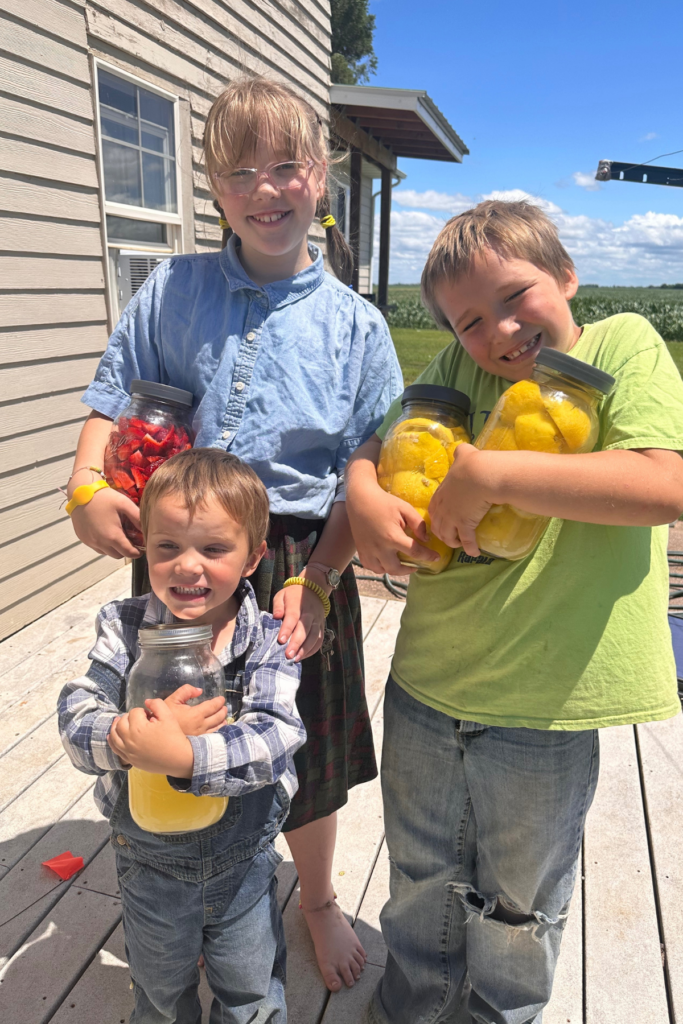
left=352, top=557, right=408, bottom=600
left=618, top=148, right=683, bottom=176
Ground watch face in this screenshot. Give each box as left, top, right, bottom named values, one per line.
left=328, top=569, right=342, bottom=588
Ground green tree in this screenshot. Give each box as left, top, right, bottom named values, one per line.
left=330, top=0, right=378, bottom=84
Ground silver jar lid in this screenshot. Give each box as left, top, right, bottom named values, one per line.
left=138, top=622, right=213, bottom=649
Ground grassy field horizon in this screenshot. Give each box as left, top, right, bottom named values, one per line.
left=390, top=327, right=683, bottom=385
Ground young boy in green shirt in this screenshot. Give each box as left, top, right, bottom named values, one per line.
left=345, top=200, right=683, bottom=1023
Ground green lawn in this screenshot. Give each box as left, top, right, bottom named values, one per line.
left=390, top=328, right=683, bottom=385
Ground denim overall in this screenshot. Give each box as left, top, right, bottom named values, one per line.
left=110, top=655, right=291, bottom=1024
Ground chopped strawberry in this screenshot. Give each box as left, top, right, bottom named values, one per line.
left=111, top=468, right=136, bottom=492
left=131, top=466, right=148, bottom=491
left=129, top=450, right=148, bottom=468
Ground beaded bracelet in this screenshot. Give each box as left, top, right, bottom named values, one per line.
left=283, top=576, right=331, bottom=617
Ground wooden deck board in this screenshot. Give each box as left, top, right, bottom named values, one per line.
left=637, top=715, right=683, bottom=1021
left=583, top=725, right=669, bottom=1024
left=0, top=581, right=678, bottom=1024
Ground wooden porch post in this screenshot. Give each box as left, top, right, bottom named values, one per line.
left=350, top=148, right=362, bottom=293
left=378, top=165, right=391, bottom=309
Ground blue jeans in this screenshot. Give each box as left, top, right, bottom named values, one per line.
left=370, top=677, right=600, bottom=1024
left=109, top=778, right=290, bottom=1024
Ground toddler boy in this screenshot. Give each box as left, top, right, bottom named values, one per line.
left=58, top=447, right=304, bottom=1023
left=346, top=200, right=683, bottom=1023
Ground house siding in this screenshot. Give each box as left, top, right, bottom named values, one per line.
left=0, top=0, right=332, bottom=641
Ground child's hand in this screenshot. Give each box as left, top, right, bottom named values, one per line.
left=429, top=444, right=494, bottom=557
left=347, top=485, right=439, bottom=576
left=107, top=702, right=194, bottom=777
left=164, top=684, right=228, bottom=735
left=272, top=585, right=326, bottom=662
left=71, top=487, right=143, bottom=559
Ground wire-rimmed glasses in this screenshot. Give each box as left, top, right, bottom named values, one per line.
left=213, top=159, right=315, bottom=196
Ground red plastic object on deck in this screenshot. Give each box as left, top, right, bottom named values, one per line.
left=42, top=851, right=84, bottom=880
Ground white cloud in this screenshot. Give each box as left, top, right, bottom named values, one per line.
left=380, top=188, right=683, bottom=284
left=393, top=188, right=472, bottom=213
left=640, top=132, right=659, bottom=142
left=572, top=171, right=601, bottom=192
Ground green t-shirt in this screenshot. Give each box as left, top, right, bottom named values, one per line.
left=377, top=314, right=683, bottom=729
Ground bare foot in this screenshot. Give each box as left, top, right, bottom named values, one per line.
left=301, top=901, right=366, bottom=991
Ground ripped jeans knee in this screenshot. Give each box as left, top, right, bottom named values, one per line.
left=453, top=882, right=569, bottom=941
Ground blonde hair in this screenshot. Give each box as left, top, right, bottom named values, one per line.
left=421, top=200, right=575, bottom=331
left=204, top=76, right=353, bottom=285
left=140, top=448, right=270, bottom=555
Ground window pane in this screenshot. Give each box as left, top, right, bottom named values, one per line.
left=106, top=215, right=167, bottom=246
left=140, top=89, right=174, bottom=135
left=142, top=152, right=177, bottom=212
left=141, top=126, right=167, bottom=155
left=99, top=69, right=137, bottom=118
left=101, top=109, right=138, bottom=146
left=103, top=140, right=142, bottom=206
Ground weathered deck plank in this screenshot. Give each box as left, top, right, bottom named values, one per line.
left=637, top=714, right=683, bottom=1021
left=584, top=725, right=669, bottom=1024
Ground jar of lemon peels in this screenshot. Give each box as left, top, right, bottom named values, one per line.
left=378, top=384, right=471, bottom=573
left=474, top=348, right=615, bottom=560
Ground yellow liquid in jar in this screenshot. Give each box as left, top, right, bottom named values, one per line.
left=128, top=767, right=228, bottom=833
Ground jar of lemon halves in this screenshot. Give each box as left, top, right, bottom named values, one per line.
left=378, top=384, right=471, bottom=573
left=474, top=348, right=615, bottom=560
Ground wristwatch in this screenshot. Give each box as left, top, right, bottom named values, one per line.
left=307, top=561, right=342, bottom=590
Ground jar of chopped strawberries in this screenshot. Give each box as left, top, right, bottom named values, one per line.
left=104, top=380, right=194, bottom=546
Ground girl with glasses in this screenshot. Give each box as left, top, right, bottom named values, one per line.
left=67, top=75, right=402, bottom=1002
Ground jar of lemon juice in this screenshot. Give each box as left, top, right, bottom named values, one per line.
left=127, top=622, right=228, bottom=833
left=474, top=348, right=615, bottom=561
left=378, top=384, right=471, bottom=573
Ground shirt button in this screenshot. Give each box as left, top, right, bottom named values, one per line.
left=222, top=430, right=231, bottom=440
left=116, top=834, right=128, bottom=846
left=200, top=785, right=210, bottom=795
left=234, top=382, right=245, bottom=392
left=245, top=331, right=256, bottom=341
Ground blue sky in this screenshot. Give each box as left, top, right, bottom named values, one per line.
left=370, top=0, right=683, bottom=284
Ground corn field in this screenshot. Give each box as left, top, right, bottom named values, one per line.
left=385, top=291, right=683, bottom=341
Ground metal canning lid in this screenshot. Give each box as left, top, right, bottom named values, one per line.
left=400, top=383, right=471, bottom=415
left=138, top=622, right=213, bottom=648
left=130, top=379, right=194, bottom=408
left=534, top=348, right=616, bottom=395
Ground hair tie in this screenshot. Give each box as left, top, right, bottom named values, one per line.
left=320, top=215, right=336, bottom=229
left=219, top=218, right=230, bottom=229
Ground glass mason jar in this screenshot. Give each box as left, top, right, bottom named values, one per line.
left=474, top=348, right=616, bottom=561
left=378, top=384, right=471, bottom=573
left=126, top=622, right=228, bottom=834
left=104, top=380, right=194, bottom=547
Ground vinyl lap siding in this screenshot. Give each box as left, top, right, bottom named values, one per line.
left=0, top=0, right=117, bottom=642
left=0, top=0, right=332, bottom=640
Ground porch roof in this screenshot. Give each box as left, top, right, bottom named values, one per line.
left=329, top=84, right=468, bottom=164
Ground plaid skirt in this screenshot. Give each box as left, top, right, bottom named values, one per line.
left=131, top=514, right=377, bottom=831
left=254, top=514, right=377, bottom=830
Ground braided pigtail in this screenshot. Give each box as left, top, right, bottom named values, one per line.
left=317, top=188, right=354, bottom=287
left=213, top=198, right=232, bottom=250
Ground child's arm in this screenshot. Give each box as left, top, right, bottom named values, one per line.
left=429, top=444, right=683, bottom=557
left=58, top=659, right=130, bottom=776
left=68, top=412, right=142, bottom=559
left=272, top=501, right=358, bottom=661
left=111, top=620, right=305, bottom=796
left=345, top=435, right=442, bottom=575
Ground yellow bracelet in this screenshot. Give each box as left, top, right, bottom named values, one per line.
left=65, top=480, right=109, bottom=516
left=283, top=576, right=331, bottom=617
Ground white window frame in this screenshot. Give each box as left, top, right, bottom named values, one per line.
left=94, top=59, right=183, bottom=254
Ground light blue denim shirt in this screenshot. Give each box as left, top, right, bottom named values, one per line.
left=83, top=237, right=402, bottom=518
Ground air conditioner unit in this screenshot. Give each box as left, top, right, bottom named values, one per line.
left=118, top=252, right=170, bottom=309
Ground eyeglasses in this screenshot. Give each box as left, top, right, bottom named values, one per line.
left=213, top=159, right=315, bottom=196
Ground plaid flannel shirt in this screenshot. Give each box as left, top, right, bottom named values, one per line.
left=57, top=579, right=305, bottom=820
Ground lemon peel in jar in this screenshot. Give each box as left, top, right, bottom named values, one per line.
left=543, top=396, right=593, bottom=452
